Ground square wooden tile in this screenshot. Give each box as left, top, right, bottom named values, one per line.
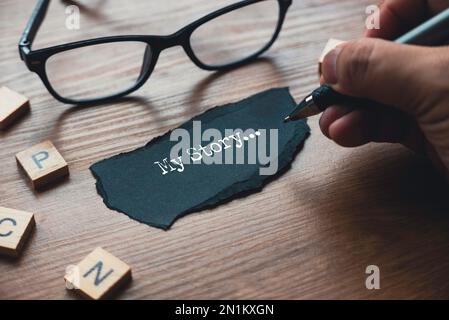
left=16, top=140, right=69, bottom=189
left=0, top=86, right=30, bottom=129
left=65, top=247, right=132, bottom=300
left=0, top=207, right=35, bottom=257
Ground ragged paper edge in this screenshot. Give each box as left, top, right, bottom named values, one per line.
left=90, top=88, right=310, bottom=230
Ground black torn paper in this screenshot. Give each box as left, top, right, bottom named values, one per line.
left=90, top=88, right=310, bottom=230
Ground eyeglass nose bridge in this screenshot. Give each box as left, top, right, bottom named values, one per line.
left=151, top=28, right=191, bottom=52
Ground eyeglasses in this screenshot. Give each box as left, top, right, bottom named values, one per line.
left=19, top=0, right=292, bottom=105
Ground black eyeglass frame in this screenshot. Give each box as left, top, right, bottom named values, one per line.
left=19, top=0, right=292, bottom=105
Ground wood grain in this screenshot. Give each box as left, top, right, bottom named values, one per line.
left=1, top=0, right=449, bottom=299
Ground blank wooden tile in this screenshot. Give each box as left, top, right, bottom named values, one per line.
left=16, top=140, right=69, bottom=189
left=0, top=86, right=30, bottom=129
left=65, top=247, right=132, bottom=300
left=318, top=38, right=346, bottom=75
left=0, top=207, right=35, bottom=257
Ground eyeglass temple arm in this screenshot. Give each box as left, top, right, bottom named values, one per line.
left=19, top=0, right=50, bottom=60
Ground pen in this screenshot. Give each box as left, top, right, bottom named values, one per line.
left=284, top=7, right=449, bottom=122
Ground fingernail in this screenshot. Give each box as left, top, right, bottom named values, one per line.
left=322, top=47, right=342, bottom=84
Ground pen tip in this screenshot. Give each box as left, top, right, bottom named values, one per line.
left=283, top=116, right=291, bottom=123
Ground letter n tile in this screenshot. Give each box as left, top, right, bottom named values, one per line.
left=65, top=247, right=132, bottom=300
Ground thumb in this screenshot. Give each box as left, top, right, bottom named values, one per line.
left=321, top=38, right=444, bottom=116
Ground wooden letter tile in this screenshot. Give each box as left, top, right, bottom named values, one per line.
left=318, top=38, right=346, bottom=75
left=65, top=247, right=132, bottom=300
left=0, top=86, right=30, bottom=129
left=16, top=140, right=69, bottom=189
left=0, top=207, right=35, bottom=257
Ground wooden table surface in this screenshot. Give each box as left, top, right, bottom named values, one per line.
left=1, top=0, right=449, bottom=300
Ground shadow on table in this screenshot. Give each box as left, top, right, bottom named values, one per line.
left=49, top=56, right=284, bottom=138
left=186, top=57, right=285, bottom=117
left=305, top=147, right=449, bottom=298
left=47, top=95, right=165, bottom=140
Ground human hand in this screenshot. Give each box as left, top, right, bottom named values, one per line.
left=319, top=0, right=449, bottom=176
